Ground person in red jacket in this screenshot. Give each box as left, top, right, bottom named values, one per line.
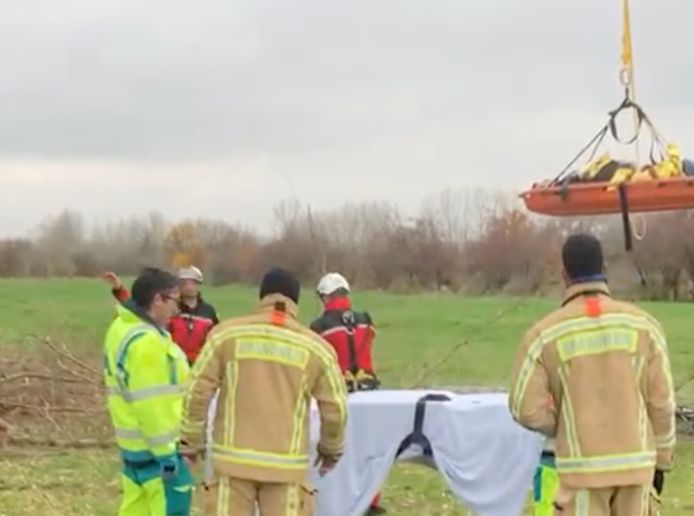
left=310, top=272, right=385, bottom=515
left=103, top=265, right=219, bottom=364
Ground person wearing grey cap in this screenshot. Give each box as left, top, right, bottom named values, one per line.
left=103, top=265, right=219, bottom=364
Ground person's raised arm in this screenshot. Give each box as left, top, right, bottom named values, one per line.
left=103, top=272, right=130, bottom=303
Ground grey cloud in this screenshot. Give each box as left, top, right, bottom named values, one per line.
left=3, top=0, right=690, bottom=161
left=2, top=0, right=694, bottom=236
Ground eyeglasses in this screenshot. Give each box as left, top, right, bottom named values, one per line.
left=161, top=293, right=181, bottom=304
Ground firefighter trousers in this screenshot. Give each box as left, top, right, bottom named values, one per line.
left=553, top=484, right=651, bottom=515
left=205, top=476, right=315, bottom=516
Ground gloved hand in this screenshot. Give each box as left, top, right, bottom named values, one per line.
left=344, top=371, right=357, bottom=393
left=314, top=452, right=339, bottom=477
left=355, top=370, right=380, bottom=391
left=653, top=469, right=665, bottom=495
left=160, top=458, right=179, bottom=482
left=178, top=439, right=202, bottom=466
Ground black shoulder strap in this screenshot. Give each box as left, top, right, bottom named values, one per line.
left=341, top=311, right=359, bottom=374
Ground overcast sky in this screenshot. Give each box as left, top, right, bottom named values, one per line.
left=2, top=0, right=693, bottom=237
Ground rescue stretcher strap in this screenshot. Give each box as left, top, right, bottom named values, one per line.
left=395, top=393, right=451, bottom=460
left=553, top=94, right=667, bottom=186
left=619, top=183, right=634, bottom=251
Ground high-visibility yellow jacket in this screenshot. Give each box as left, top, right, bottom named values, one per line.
left=104, top=302, right=190, bottom=463
left=180, top=294, right=348, bottom=483
left=509, top=282, right=676, bottom=489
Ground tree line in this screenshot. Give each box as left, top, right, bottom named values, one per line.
left=2, top=188, right=694, bottom=300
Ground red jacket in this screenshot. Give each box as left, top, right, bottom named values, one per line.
left=310, top=296, right=377, bottom=378
left=111, top=287, right=219, bottom=364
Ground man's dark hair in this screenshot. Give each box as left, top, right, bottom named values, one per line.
left=562, top=233, right=604, bottom=281
left=131, top=267, right=179, bottom=308
left=259, top=267, right=300, bottom=304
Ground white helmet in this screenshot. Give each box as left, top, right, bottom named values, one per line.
left=316, top=273, right=350, bottom=296
left=177, top=265, right=203, bottom=283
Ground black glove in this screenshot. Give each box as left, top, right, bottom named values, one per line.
left=160, top=459, right=179, bottom=482
left=653, top=469, right=665, bottom=495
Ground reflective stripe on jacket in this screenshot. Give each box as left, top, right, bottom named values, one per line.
left=509, top=282, right=676, bottom=489
left=180, top=294, right=348, bottom=483
left=104, top=303, right=190, bottom=463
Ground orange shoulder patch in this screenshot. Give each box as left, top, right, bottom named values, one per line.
left=584, top=297, right=602, bottom=318
left=270, top=310, right=286, bottom=326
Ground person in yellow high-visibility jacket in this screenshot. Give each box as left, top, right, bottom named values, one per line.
left=103, top=267, right=192, bottom=516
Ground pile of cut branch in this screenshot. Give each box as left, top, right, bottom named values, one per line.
left=1, top=334, right=692, bottom=453
left=0, top=336, right=113, bottom=451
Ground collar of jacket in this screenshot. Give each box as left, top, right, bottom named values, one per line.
left=179, top=293, right=203, bottom=314
left=324, top=295, right=352, bottom=312
left=562, top=281, right=612, bottom=307
left=120, top=299, right=167, bottom=335
left=256, top=293, right=299, bottom=320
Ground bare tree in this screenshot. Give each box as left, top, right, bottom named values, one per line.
left=0, top=239, right=34, bottom=277
left=6, top=197, right=693, bottom=300
left=33, top=210, right=85, bottom=276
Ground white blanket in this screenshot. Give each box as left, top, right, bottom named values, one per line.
left=206, top=389, right=543, bottom=516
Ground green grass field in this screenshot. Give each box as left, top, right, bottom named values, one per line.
left=1, top=279, right=693, bottom=515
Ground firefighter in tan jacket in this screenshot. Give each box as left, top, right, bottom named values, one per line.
left=179, top=268, right=348, bottom=516
left=510, top=234, right=676, bottom=515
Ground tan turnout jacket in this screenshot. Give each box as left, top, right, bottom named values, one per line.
left=509, top=282, right=676, bottom=489
left=180, top=294, right=348, bottom=483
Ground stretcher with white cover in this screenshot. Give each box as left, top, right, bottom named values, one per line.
left=206, top=389, right=542, bottom=516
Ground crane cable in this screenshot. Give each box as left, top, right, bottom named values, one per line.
left=619, top=0, right=650, bottom=244
left=620, top=0, right=639, bottom=163
left=620, top=0, right=650, bottom=242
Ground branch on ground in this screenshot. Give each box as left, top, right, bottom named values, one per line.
left=32, top=335, right=101, bottom=379
left=7, top=435, right=114, bottom=449
left=0, top=400, right=105, bottom=414
left=0, top=373, right=94, bottom=386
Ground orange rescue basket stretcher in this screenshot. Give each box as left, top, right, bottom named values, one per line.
left=519, top=91, right=694, bottom=250
left=521, top=176, right=694, bottom=217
